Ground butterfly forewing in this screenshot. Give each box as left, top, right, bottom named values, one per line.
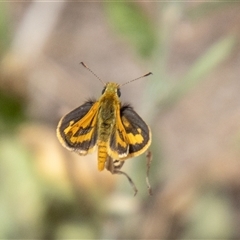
left=109, top=123, right=129, bottom=159
left=57, top=100, right=99, bottom=154
left=109, top=104, right=151, bottom=160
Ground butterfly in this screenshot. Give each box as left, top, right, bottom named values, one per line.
left=57, top=62, right=152, bottom=195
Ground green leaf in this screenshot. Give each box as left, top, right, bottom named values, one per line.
left=161, top=34, right=236, bottom=107
left=0, top=90, right=25, bottom=132
left=0, top=3, right=11, bottom=53
left=104, top=2, right=157, bottom=58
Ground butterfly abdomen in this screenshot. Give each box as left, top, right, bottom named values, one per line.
left=97, top=94, right=118, bottom=171
left=97, top=141, right=108, bottom=171
left=98, top=121, right=114, bottom=171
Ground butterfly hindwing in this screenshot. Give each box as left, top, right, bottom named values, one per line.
left=57, top=100, right=99, bottom=155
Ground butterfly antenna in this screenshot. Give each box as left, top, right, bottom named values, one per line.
left=121, top=72, right=152, bottom=87
left=80, top=62, right=105, bottom=85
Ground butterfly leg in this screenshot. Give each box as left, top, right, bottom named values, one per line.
left=105, top=157, right=138, bottom=196
left=146, top=150, right=153, bottom=195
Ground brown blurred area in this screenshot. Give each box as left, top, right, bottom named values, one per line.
left=1, top=2, right=240, bottom=239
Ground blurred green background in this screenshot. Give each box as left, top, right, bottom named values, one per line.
left=1, top=2, right=240, bottom=239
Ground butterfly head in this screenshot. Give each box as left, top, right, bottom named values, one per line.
left=102, top=82, right=121, bottom=98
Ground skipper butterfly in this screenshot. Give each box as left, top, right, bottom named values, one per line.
left=57, top=62, right=152, bottom=195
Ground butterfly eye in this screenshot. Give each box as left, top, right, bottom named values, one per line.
left=102, top=87, right=106, bottom=94
left=117, top=88, right=121, bottom=97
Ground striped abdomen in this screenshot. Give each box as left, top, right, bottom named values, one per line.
left=97, top=97, right=117, bottom=171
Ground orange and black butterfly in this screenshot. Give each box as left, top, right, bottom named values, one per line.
left=57, top=62, right=152, bottom=195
